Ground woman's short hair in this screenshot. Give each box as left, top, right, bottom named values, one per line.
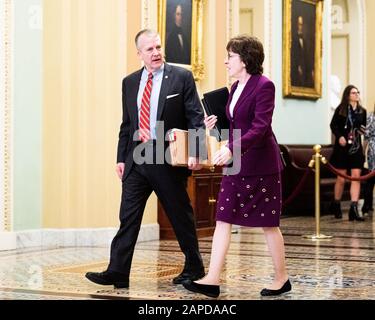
left=226, top=35, right=264, bottom=75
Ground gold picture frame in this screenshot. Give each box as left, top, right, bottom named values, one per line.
left=283, top=0, right=323, bottom=100
left=158, top=0, right=204, bottom=81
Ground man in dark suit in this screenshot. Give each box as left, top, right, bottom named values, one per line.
left=85, top=29, right=205, bottom=288
left=165, top=4, right=191, bottom=64
left=291, top=16, right=314, bottom=88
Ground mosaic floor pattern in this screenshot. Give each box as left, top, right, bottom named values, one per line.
left=0, top=212, right=374, bottom=300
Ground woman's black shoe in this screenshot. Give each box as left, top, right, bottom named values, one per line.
left=172, top=269, right=205, bottom=284
left=349, top=202, right=365, bottom=221
left=183, top=280, right=220, bottom=298
left=329, top=201, right=342, bottom=219
left=260, top=279, right=292, bottom=296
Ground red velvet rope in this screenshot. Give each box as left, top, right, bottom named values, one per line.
left=281, top=161, right=375, bottom=209
left=282, top=169, right=312, bottom=208
left=325, top=162, right=375, bottom=181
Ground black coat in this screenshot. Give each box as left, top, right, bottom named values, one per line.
left=291, top=33, right=314, bottom=88
left=330, top=104, right=367, bottom=169
left=330, top=105, right=366, bottom=143
left=165, top=25, right=191, bottom=65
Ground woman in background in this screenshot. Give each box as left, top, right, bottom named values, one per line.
left=329, top=85, right=366, bottom=221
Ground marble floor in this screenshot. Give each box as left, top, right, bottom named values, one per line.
left=0, top=213, right=374, bottom=300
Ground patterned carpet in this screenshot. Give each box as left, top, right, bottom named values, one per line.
left=0, top=212, right=374, bottom=300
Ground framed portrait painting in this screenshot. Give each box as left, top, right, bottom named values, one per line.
left=158, top=0, right=204, bottom=81
left=283, top=0, right=324, bottom=100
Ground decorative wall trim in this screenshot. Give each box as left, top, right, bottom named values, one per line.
left=265, top=0, right=273, bottom=78
left=16, top=224, right=160, bottom=249
left=122, top=0, right=127, bottom=75
left=227, top=0, right=233, bottom=87
left=142, top=0, right=158, bottom=30
left=1, top=0, right=13, bottom=233
left=227, top=0, right=233, bottom=42
left=0, top=0, right=4, bottom=231
left=142, top=0, right=149, bottom=28
left=358, top=0, right=366, bottom=107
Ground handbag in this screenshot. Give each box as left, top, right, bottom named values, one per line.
left=272, top=133, right=287, bottom=169
left=279, top=149, right=287, bottom=168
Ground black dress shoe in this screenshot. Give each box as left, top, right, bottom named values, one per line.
left=172, top=270, right=205, bottom=284
left=85, top=271, right=129, bottom=289
left=183, top=280, right=220, bottom=298
left=260, top=279, right=292, bottom=296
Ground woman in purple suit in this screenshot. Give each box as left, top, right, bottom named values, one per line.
left=183, top=35, right=291, bottom=298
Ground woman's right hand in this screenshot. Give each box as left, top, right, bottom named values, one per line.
left=204, top=115, right=218, bottom=130
left=339, top=136, right=347, bottom=147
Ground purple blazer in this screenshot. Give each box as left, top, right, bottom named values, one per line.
left=226, top=74, right=283, bottom=176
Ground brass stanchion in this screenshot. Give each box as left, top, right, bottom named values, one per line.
left=302, top=145, right=333, bottom=240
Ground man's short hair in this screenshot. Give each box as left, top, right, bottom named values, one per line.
left=135, top=29, right=159, bottom=49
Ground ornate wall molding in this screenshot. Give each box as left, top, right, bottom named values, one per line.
left=142, top=0, right=158, bottom=30
left=358, top=0, right=366, bottom=107
left=227, top=0, right=233, bottom=87
left=0, top=0, right=4, bottom=231
left=142, top=0, right=149, bottom=28
left=226, top=0, right=233, bottom=43
left=1, top=0, right=13, bottom=232
left=265, top=0, right=273, bottom=79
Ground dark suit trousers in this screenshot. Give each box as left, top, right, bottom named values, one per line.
left=108, top=160, right=203, bottom=276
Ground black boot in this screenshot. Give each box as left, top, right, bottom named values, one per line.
left=349, top=202, right=365, bottom=221
left=329, top=201, right=342, bottom=219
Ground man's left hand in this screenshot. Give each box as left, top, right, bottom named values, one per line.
left=188, top=157, right=203, bottom=171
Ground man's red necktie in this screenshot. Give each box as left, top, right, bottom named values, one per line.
left=139, top=72, right=153, bottom=143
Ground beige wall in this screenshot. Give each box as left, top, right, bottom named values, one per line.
left=43, top=0, right=159, bottom=228
left=215, top=1, right=228, bottom=89
left=239, top=0, right=264, bottom=40
left=366, top=0, right=375, bottom=111
left=196, top=0, right=228, bottom=95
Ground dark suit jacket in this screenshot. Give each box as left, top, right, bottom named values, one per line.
left=165, top=25, right=191, bottom=65
left=226, top=74, right=283, bottom=176
left=117, top=63, right=204, bottom=180
left=291, top=33, right=313, bottom=88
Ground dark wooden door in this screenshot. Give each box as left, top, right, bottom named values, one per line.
left=158, top=167, right=223, bottom=239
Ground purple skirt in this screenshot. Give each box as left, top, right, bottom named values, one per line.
left=215, top=173, right=282, bottom=227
